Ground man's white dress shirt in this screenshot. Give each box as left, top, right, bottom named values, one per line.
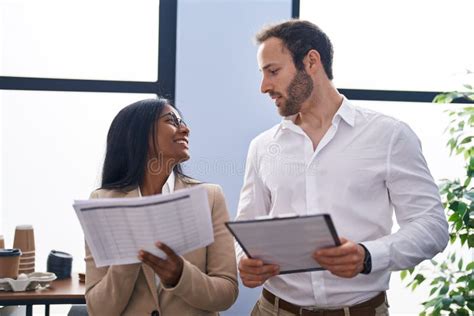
left=235, top=98, right=448, bottom=308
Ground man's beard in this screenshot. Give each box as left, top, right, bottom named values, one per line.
left=279, top=69, right=313, bottom=117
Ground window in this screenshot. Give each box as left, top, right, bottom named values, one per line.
left=0, top=0, right=177, bottom=278
left=2, top=0, right=159, bottom=81
left=299, top=0, right=474, bottom=100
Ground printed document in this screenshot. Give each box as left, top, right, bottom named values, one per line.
left=226, top=214, right=340, bottom=274
left=74, top=186, right=213, bottom=267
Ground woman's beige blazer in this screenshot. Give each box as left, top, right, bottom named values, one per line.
left=84, top=178, right=238, bottom=316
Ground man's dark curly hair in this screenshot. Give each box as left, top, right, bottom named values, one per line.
left=255, top=20, right=334, bottom=80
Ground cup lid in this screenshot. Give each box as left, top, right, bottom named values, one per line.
left=15, top=225, right=33, bottom=230
left=0, top=248, right=22, bottom=257
left=49, top=250, right=73, bottom=260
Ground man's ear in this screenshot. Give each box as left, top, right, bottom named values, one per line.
left=305, top=49, right=321, bottom=75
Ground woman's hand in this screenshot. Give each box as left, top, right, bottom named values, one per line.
left=138, top=242, right=184, bottom=287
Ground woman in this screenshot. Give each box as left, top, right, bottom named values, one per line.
left=85, top=98, right=238, bottom=316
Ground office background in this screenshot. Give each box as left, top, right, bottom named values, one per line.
left=1, top=0, right=473, bottom=315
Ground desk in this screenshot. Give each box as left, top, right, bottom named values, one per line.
left=0, top=273, right=85, bottom=316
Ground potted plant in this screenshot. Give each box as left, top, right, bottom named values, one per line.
left=401, top=83, right=474, bottom=315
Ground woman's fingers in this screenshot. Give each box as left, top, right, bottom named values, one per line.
left=156, top=242, right=179, bottom=261
left=138, top=242, right=184, bottom=287
left=138, top=250, right=166, bottom=269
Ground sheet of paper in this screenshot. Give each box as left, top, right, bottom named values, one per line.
left=226, top=214, right=339, bottom=274
left=73, top=185, right=213, bottom=267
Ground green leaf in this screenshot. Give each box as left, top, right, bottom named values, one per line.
left=460, top=136, right=473, bottom=145
left=453, top=295, right=466, bottom=306
left=468, top=218, right=474, bottom=228
left=450, top=233, right=457, bottom=243
left=466, top=301, right=474, bottom=310
left=401, top=270, right=407, bottom=280
left=434, top=94, right=448, bottom=103
left=423, top=297, right=441, bottom=308
left=458, top=202, right=468, bottom=215
left=462, top=209, right=470, bottom=226
left=442, top=297, right=452, bottom=309
left=455, top=308, right=470, bottom=316
left=449, top=212, right=460, bottom=222
left=450, top=201, right=460, bottom=212
left=440, top=284, right=450, bottom=295
left=448, top=192, right=455, bottom=201
left=460, top=234, right=468, bottom=246
left=430, top=286, right=439, bottom=296
left=463, top=177, right=471, bottom=187
left=469, top=279, right=474, bottom=289
left=456, top=275, right=468, bottom=283
left=439, top=181, right=451, bottom=193
left=468, top=235, right=474, bottom=248
left=456, top=219, right=463, bottom=231
left=415, top=274, right=426, bottom=284
left=466, top=261, right=474, bottom=270
left=431, top=276, right=446, bottom=285
left=458, top=258, right=464, bottom=270
left=464, top=190, right=474, bottom=201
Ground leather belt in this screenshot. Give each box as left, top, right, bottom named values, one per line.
left=262, top=288, right=386, bottom=316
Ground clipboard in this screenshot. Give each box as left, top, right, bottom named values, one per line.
left=226, top=214, right=340, bottom=274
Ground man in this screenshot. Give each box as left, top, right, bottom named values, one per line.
left=235, top=20, right=449, bottom=315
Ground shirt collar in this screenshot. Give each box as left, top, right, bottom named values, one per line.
left=272, top=96, right=355, bottom=139
left=272, top=114, right=301, bottom=139
left=138, top=171, right=175, bottom=197
left=334, top=96, right=355, bottom=128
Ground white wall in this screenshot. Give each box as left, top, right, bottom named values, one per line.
left=175, top=1, right=289, bottom=314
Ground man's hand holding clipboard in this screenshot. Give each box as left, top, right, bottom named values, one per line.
left=226, top=213, right=366, bottom=287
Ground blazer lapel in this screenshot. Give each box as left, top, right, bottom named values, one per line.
left=174, top=176, right=186, bottom=191
left=174, top=175, right=201, bottom=191
left=142, top=264, right=160, bottom=306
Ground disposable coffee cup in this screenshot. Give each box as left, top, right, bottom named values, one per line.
left=20, top=256, right=35, bottom=264
left=0, top=248, right=22, bottom=279
left=47, top=250, right=73, bottom=279
left=19, top=262, right=35, bottom=268
left=13, top=225, right=35, bottom=252
left=21, top=250, right=35, bottom=258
